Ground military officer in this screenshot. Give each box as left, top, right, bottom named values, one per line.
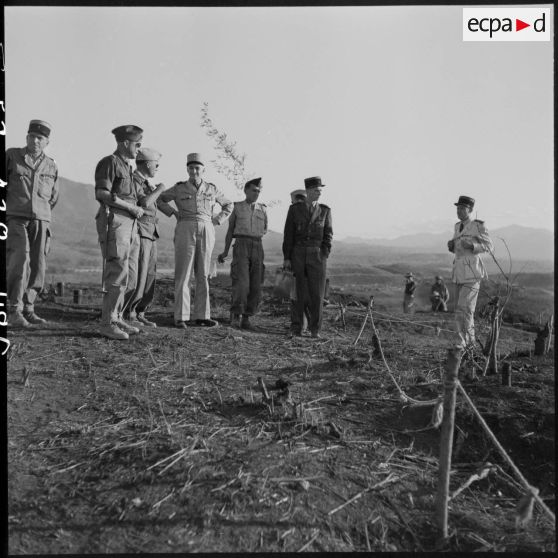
left=430, top=275, right=450, bottom=312
left=159, top=153, right=233, bottom=328
left=95, top=125, right=144, bottom=340
left=403, top=272, right=416, bottom=314
left=6, top=120, right=59, bottom=327
left=283, top=176, right=333, bottom=339
left=447, top=195, right=493, bottom=348
left=122, top=148, right=173, bottom=328
left=217, top=177, right=268, bottom=329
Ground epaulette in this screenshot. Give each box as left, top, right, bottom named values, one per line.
left=474, top=219, right=484, bottom=225
left=319, top=203, right=330, bottom=209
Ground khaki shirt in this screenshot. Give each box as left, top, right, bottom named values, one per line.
left=94, top=151, right=137, bottom=208
left=159, top=179, right=233, bottom=224
left=230, top=200, right=268, bottom=238
left=451, top=218, right=493, bottom=283
left=6, top=147, right=59, bottom=222
left=134, top=170, right=159, bottom=240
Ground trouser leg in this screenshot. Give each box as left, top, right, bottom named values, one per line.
left=246, top=241, right=264, bottom=316
left=305, top=246, right=327, bottom=334
left=455, top=282, right=480, bottom=345
left=193, top=221, right=215, bottom=320
left=22, top=220, right=49, bottom=313
left=230, top=239, right=250, bottom=315
left=137, top=239, right=157, bottom=314
left=291, top=247, right=307, bottom=334
left=6, top=217, right=30, bottom=313
left=122, top=230, right=141, bottom=317
left=173, top=220, right=196, bottom=322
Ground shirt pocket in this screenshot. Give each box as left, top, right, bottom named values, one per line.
left=112, top=169, right=132, bottom=197
left=37, top=172, right=56, bottom=199
left=178, top=194, right=196, bottom=211
left=200, top=192, right=214, bottom=213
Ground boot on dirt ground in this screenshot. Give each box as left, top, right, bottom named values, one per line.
left=114, top=318, right=140, bottom=334
left=240, top=315, right=252, bottom=330
left=100, top=323, right=129, bottom=340
left=137, top=312, right=157, bottom=327
left=123, top=313, right=145, bottom=329
left=9, top=311, right=31, bottom=328
left=23, top=311, right=47, bottom=325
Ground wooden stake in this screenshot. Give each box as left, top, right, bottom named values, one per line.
left=545, top=315, right=553, bottom=354
left=353, top=295, right=373, bottom=346
left=435, top=347, right=462, bottom=541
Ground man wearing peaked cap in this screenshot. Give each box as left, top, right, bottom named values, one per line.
left=217, top=177, right=268, bottom=330
left=283, top=176, right=333, bottom=339
left=6, top=120, right=59, bottom=327
left=447, top=195, right=493, bottom=348
left=94, top=124, right=146, bottom=340
left=159, top=152, right=233, bottom=328
left=121, top=148, right=174, bottom=328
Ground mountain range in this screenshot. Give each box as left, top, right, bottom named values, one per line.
left=45, top=178, right=554, bottom=273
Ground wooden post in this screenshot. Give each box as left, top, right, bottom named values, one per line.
left=435, top=347, right=462, bottom=541
left=545, top=315, right=553, bottom=354
left=483, top=298, right=499, bottom=376
left=501, top=362, right=512, bottom=387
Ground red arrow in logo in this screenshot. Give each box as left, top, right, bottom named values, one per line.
left=516, top=19, right=530, bottom=31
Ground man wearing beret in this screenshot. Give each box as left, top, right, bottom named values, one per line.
left=159, top=153, right=233, bottom=328
left=283, top=176, right=333, bottom=339
left=217, top=177, right=268, bottom=330
left=447, top=195, right=493, bottom=348
left=94, top=125, right=145, bottom=340
left=122, top=148, right=173, bottom=328
left=6, top=120, right=59, bottom=327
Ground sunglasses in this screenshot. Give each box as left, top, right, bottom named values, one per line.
left=127, top=141, right=142, bottom=148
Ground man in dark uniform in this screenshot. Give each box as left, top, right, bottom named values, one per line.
left=6, top=119, right=59, bottom=327
left=283, top=176, right=333, bottom=338
left=122, top=148, right=173, bottom=328
left=430, top=275, right=450, bottom=312
left=95, top=125, right=144, bottom=340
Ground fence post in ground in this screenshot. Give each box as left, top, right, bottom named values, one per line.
left=483, top=297, right=500, bottom=376
left=545, top=315, right=553, bottom=354
left=435, top=347, right=462, bottom=541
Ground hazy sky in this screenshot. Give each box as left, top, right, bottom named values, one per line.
left=5, top=5, right=554, bottom=239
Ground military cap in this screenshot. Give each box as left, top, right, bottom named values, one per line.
left=454, top=195, right=475, bottom=209
left=187, top=153, right=204, bottom=166
left=435, top=275, right=443, bottom=280
left=244, top=177, right=262, bottom=189
left=28, top=119, right=52, bottom=137
left=304, top=176, right=325, bottom=189
left=405, top=272, right=414, bottom=278
left=136, top=148, right=162, bottom=162
left=111, top=125, right=143, bottom=142
left=290, top=189, right=307, bottom=203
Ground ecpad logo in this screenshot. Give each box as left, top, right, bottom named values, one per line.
left=463, top=8, right=550, bottom=41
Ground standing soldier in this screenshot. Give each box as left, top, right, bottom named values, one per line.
left=95, top=125, right=144, bottom=340
left=430, top=275, right=450, bottom=312
left=122, top=148, right=172, bottom=328
left=447, top=195, right=493, bottom=348
left=217, top=177, right=268, bottom=330
left=403, top=272, right=416, bottom=314
left=283, top=176, right=333, bottom=339
left=6, top=120, right=59, bottom=327
left=159, top=153, right=233, bottom=328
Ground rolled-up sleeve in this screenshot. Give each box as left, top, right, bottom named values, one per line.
left=214, top=188, right=233, bottom=225
left=94, top=157, right=115, bottom=199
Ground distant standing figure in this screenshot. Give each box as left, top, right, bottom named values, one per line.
left=6, top=120, right=59, bottom=327
left=283, top=177, right=333, bottom=339
left=159, top=153, right=233, bottom=328
left=403, top=272, right=416, bottom=314
left=217, top=177, right=268, bottom=330
left=447, top=195, right=493, bottom=348
left=430, top=275, right=450, bottom=312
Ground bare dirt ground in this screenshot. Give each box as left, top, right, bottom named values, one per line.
left=6, top=276, right=555, bottom=553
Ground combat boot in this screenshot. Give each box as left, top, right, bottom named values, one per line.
left=23, top=311, right=47, bottom=324
left=240, top=315, right=251, bottom=330
left=137, top=312, right=157, bottom=327
left=114, top=318, right=140, bottom=334
left=123, top=312, right=145, bottom=328
left=100, top=322, right=129, bottom=340
left=9, top=311, right=30, bottom=328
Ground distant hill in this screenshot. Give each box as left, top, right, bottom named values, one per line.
left=47, top=178, right=553, bottom=276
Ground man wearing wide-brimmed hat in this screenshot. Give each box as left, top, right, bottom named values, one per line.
left=159, top=153, right=233, bottom=328
left=447, top=195, right=493, bottom=348
left=403, top=272, right=416, bottom=314
left=94, top=124, right=145, bottom=340
left=283, top=176, right=333, bottom=339
left=217, top=177, right=268, bottom=330
left=6, top=120, right=59, bottom=327
left=430, top=275, right=450, bottom=312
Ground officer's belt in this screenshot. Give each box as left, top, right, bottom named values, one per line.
left=140, top=215, right=159, bottom=224
left=233, top=235, right=262, bottom=241
left=293, top=240, right=322, bottom=248
left=177, top=216, right=212, bottom=223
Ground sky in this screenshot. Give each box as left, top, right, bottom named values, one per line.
left=5, top=5, right=554, bottom=239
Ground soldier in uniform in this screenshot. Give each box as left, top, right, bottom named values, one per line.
left=122, top=148, right=173, bottom=328
left=6, top=120, right=59, bottom=327
left=95, top=125, right=145, bottom=340
left=217, top=177, right=268, bottom=330
left=159, top=153, right=233, bottom=328
left=403, top=272, right=416, bottom=314
left=430, top=275, right=450, bottom=312
left=283, top=176, right=333, bottom=339
left=447, top=195, right=493, bottom=348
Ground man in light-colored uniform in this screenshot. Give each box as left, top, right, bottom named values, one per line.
left=6, top=120, right=59, bottom=327
left=95, top=125, right=144, bottom=340
left=217, top=177, right=268, bottom=329
left=447, top=195, right=493, bottom=348
left=122, top=148, right=172, bottom=328
left=159, top=153, right=233, bottom=328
